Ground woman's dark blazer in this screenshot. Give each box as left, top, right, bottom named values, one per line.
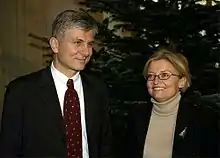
left=126, top=91, right=219, bottom=158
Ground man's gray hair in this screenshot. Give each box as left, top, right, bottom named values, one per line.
left=52, top=10, right=98, bottom=38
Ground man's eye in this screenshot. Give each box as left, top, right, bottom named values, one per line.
left=88, top=43, right=94, bottom=47
left=73, top=41, right=82, bottom=45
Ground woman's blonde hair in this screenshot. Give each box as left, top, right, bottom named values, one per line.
left=143, top=48, right=191, bottom=92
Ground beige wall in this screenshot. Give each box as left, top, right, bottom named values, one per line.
left=0, top=0, right=84, bottom=108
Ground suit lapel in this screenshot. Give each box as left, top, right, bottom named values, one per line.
left=36, top=69, right=99, bottom=147
left=37, top=67, right=65, bottom=140
left=80, top=72, right=96, bottom=142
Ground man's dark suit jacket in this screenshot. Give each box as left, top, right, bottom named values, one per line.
left=0, top=67, right=113, bottom=158
left=126, top=92, right=219, bottom=158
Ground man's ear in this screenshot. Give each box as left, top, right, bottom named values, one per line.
left=49, top=37, right=59, bottom=53
left=178, top=76, right=187, bottom=89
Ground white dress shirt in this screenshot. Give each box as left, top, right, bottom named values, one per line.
left=51, top=62, right=89, bottom=158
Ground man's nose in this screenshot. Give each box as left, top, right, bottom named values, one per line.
left=80, top=44, right=92, bottom=55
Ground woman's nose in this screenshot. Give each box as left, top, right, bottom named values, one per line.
left=153, top=76, right=159, bottom=84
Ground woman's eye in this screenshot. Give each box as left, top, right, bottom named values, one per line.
left=161, top=73, right=170, bottom=78
left=147, top=74, right=154, bottom=79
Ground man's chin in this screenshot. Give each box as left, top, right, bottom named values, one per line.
left=72, top=65, right=86, bottom=71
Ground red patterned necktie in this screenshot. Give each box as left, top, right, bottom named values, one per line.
left=63, top=79, right=82, bottom=158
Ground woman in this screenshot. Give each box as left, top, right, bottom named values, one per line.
left=126, top=48, right=219, bottom=158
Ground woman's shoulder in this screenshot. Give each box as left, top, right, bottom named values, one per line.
left=181, top=90, right=219, bottom=125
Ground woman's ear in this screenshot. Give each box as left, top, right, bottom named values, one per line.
left=49, top=37, right=59, bottom=53
left=178, top=76, right=187, bottom=89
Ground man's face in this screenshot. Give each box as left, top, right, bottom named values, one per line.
left=50, top=28, right=95, bottom=77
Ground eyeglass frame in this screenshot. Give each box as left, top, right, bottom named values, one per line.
left=145, top=71, right=182, bottom=81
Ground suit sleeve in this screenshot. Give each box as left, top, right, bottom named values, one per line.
left=0, top=82, right=23, bottom=157
left=99, top=84, right=115, bottom=158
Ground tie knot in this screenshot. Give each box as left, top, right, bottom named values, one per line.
left=67, top=79, right=74, bottom=89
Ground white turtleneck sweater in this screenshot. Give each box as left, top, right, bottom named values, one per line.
left=143, top=92, right=181, bottom=158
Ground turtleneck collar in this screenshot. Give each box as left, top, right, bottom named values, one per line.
left=151, top=92, right=181, bottom=117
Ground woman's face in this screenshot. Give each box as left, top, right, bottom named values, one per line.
left=146, top=59, right=186, bottom=102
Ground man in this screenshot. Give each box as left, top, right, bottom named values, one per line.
left=0, top=10, right=113, bottom=158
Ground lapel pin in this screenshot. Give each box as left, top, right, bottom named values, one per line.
left=179, top=127, right=187, bottom=138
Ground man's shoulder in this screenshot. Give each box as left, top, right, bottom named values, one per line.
left=80, top=70, right=107, bottom=88
left=7, top=67, right=49, bottom=89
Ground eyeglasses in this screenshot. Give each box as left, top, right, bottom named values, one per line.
left=145, top=72, right=182, bottom=81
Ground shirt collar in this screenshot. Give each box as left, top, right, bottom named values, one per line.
left=51, top=62, right=80, bottom=85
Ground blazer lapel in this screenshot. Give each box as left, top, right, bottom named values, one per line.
left=37, top=67, right=65, bottom=141
left=172, top=96, right=195, bottom=156
left=137, top=93, right=198, bottom=157
left=136, top=103, right=153, bottom=157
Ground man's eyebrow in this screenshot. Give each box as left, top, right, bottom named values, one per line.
left=73, top=38, right=95, bottom=43
left=88, top=41, right=95, bottom=44
left=73, top=38, right=83, bottom=41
